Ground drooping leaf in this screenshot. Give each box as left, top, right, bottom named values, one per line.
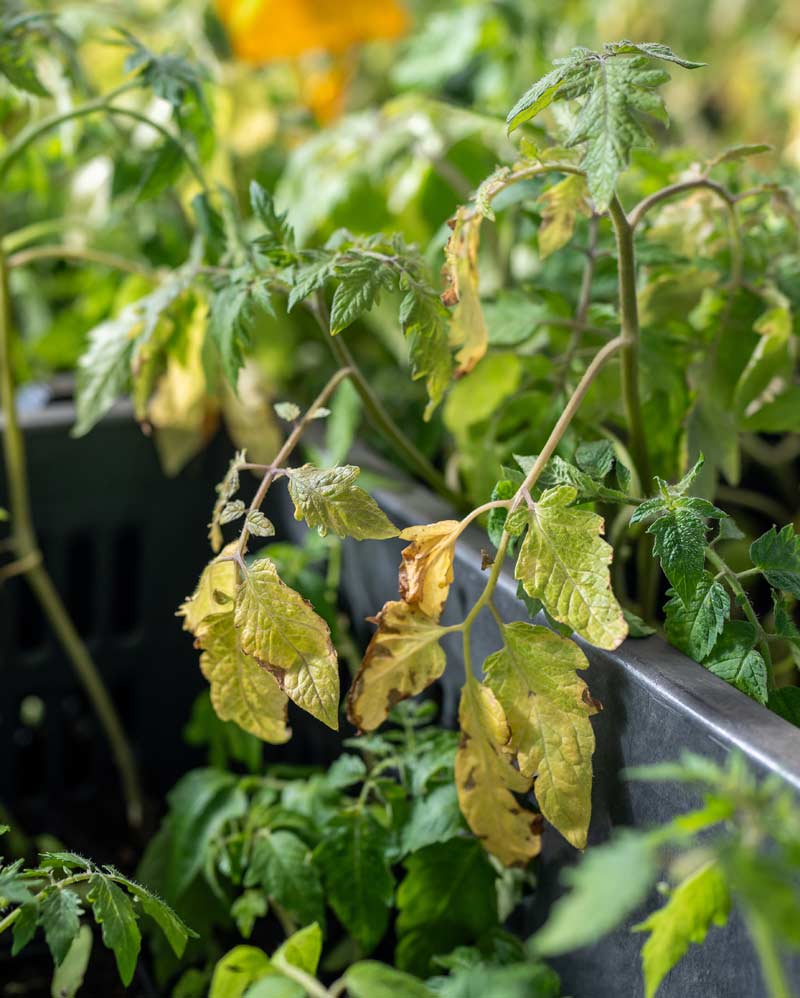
left=750, top=524, right=800, bottom=599
left=11, top=901, right=39, bottom=956
left=347, top=601, right=447, bottom=732
left=398, top=521, right=461, bottom=620
left=635, top=862, right=730, bottom=998
left=286, top=464, right=398, bottom=540
left=273, top=921, right=323, bottom=976
left=109, top=874, right=197, bottom=957
left=703, top=620, right=768, bottom=704
left=87, top=875, right=141, bottom=986
left=395, top=838, right=498, bottom=976
left=197, top=612, right=291, bottom=744
left=42, top=888, right=83, bottom=966
left=532, top=832, right=657, bottom=956
left=399, top=289, right=453, bottom=419
left=345, top=961, right=435, bottom=998
left=484, top=622, right=597, bottom=849
left=49, top=925, right=93, bottom=998
left=664, top=573, right=730, bottom=662
left=235, top=557, right=339, bottom=729
left=209, top=945, right=272, bottom=998
left=313, top=811, right=394, bottom=953
left=507, top=43, right=703, bottom=208
left=178, top=549, right=238, bottom=637
left=455, top=682, right=541, bottom=867
left=441, top=206, right=489, bottom=377
left=537, top=175, right=590, bottom=259
left=514, top=485, right=627, bottom=649
left=401, top=783, right=465, bottom=857
left=245, top=831, right=324, bottom=929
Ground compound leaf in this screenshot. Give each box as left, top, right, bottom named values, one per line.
left=484, top=622, right=597, bottom=849
left=87, top=875, right=141, bottom=986
left=703, top=620, right=768, bottom=704
left=42, top=888, right=82, bottom=966
left=751, top=524, right=800, bottom=599
left=664, top=573, right=730, bottom=662
left=514, top=485, right=627, bottom=649
left=347, top=601, right=446, bottom=732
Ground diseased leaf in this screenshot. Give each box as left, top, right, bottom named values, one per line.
left=313, top=811, right=394, bottom=953
left=703, top=620, right=768, bottom=704
left=395, top=839, right=498, bottom=976
left=197, top=612, right=291, bottom=744
left=455, top=682, right=541, bottom=867
left=664, top=574, right=730, bottom=662
left=235, top=558, right=339, bottom=729
left=537, top=175, right=590, bottom=259
left=286, top=464, right=398, bottom=540
left=484, top=623, right=597, bottom=849
left=533, top=832, right=657, bottom=956
left=179, top=549, right=238, bottom=637
left=514, top=485, right=627, bottom=649
left=42, top=888, right=82, bottom=966
left=751, top=524, right=800, bottom=599
left=398, top=520, right=461, bottom=620
left=635, top=862, right=730, bottom=998
left=87, top=875, right=141, bottom=986
left=245, top=831, right=324, bottom=929
left=348, top=600, right=446, bottom=731
left=442, top=206, right=488, bottom=378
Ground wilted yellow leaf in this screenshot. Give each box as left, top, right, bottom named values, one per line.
left=222, top=362, right=282, bottom=466
left=235, top=557, right=339, bottom=729
left=455, top=681, right=542, bottom=867
left=198, top=611, right=291, bottom=744
left=537, top=175, right=590, bottom=260
left=398, top=520, right=460, bottom=620
left=484, top=622, right=598, bottom=849
left=179, top=546, right=238, bottom=637
left=442, top=206, right=488, bottom=379
left=216, top=0, right=409, bottom=62
left=515, top=485, right=627, bottom=650
left=347, top=600, right=446, bottom=732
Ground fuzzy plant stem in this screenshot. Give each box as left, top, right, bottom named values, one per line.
left=0, top=248, right=143, bottom=827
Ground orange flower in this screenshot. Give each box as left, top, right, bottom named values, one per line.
left=216, top=0, right=409, bottom=62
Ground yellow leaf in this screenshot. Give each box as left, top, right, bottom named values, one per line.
left=234, top=557, right=339, bottom=729
left=455, top=681, right=542, bottom=867
left=217, top=0, right=409, bottom=62
left=179, top=547, right=238, bottom=637
left=537, top=175, right=590, bottom=260
left=347, top=600, right=446, bottom=732
left=222, top=362, right=282, bottom=466
left=398, top=520, right=460, bottom=621
left=198, top=612, right=291, bottom=744
left=287, top=464, right=398, bottom=540
left=515, top=485, right=627, bottom=650
left=442, top=206, right=488, bottom=379
left=484, top=622, right=598, bottom=849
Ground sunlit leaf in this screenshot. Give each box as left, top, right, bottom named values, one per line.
left=442, top=206, right=488, bottom=378
left=398, top=520, right=460, bottom=620
left=286, top=464, right=398, bottom=540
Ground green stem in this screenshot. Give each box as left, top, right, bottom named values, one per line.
left=0, top=872, right=91, bottom=935
left=309, top=295, right=465, bottom=510
left=8, top=244, right=160, bottom=279
left=0, top=248, right=143, bottom=826
left=746, top=911, right=791, bottom=998
left=271, top=955, right=333, bottom=998
left=706, top=546, right=774, bottom=690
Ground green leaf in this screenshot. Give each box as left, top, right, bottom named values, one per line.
left=0, top=862, right=34, bottom=906
left=42, top=888, right=83, bottom=966
left=235, top=558, right=340, bottom=729
left=703, top=620, right=768, bottom=704
left=399, top=289, right=453, bottom=420
left=768, top=687, right=800, bottom=728
left=107, top=872, right=197, bottom=957
left=401, top=784, right=465, bottom=856
left=329, top=260, right=389, bottom=334
left=245, top=831, right=325, bottom=929
left=623, top=607, right=656, bottom=637
left=436, top=962, right=561, bottom=998
left=751, top=524, right=800, bottom=599
left=0, top=14, right=49, bottom=96
left=323, top=754, right=367, bottom=790
left=244, top=978, right=303, bottom=998
left=485, top=622, right=598, bottom=849
left=646, top=506, right=721, bottom=606
left=50, top=924, right=93, bottom=998
left=514, top=485, right=627, bottom=649
left=635, top=863, right=730, bottom=998
left=250, top=182, right=293, bottom=248
left=87, top=874, right=141, bottom=986
left=136, top=140, right=184, bottom=202
left=164, top=768, right=247, bottom=898
left=286, top=464, right=398, bottom=540
left=345, top=961, right=435, bottom=998
left=395, top=839, right=498, bottom=976
left=273, top=921, right=323, bottom=975
left=664, top=573, right=730, bottom=661
left=313, top=811, right=394, bottom=953
left=734, top=306, right=794, bottom=414
left=287, top=252, right=334, bottom=312
left=532, top=831, right=657, bottom=956
left=11, top=901, right=39, bottom=955
left=231, top=889, right=268, bottom=939
left=575, top=440, right=616, bottom=480
left=210, top=945, right=271, bottom=998
left=507, top=43, right=702, bottom=208
left=708, top=143, right=772, bottom=168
